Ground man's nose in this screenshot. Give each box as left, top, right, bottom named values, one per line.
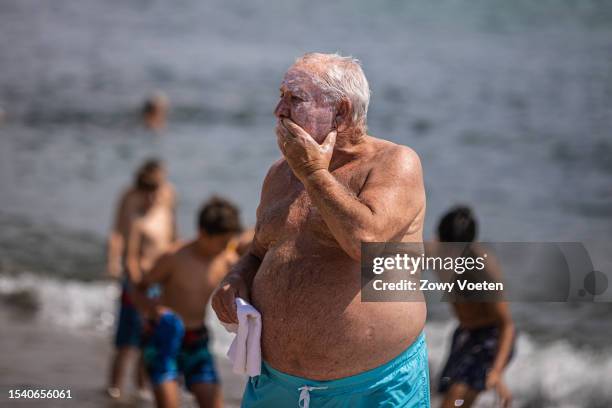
left=274, top=99, right=289, bottom=119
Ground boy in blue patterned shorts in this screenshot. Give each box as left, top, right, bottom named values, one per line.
left=133, top=197, right=243, bottom=408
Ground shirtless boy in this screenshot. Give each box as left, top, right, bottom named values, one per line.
left=436, top=206, right=515, bottom=408
left=134, top=196, right=242, bottom=408
left=106, top=159, right=176, bottom=398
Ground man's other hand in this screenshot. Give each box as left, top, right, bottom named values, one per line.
left=211, top=274, right=250, bottom=324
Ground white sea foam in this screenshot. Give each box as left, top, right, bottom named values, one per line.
left=426, top=321, right=612, bottom=407
left=1, top=274, right=611, bottom=407
left=0, top=273, right=117, bottom=333
left=0, top=273, right=236, bottom=354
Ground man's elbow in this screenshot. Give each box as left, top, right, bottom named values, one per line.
left=342, top=230, right=377, bottom=261
left=354, top=225, right=381, bottom=245
left=341, top=244, right=362, bottom=262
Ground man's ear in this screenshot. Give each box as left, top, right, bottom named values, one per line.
left=335, top=98, right=352, bottom=131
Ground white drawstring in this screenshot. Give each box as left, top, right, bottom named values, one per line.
left=298, top=385, right=328, bottom=408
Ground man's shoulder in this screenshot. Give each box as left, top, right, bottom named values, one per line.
left=261, top=158, right=290, bottom=188
left=266, top=157, right=288, bottom=176
left=367, top=136, right=422, bottom=174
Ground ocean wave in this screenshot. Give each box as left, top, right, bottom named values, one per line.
left=0, top=273, right=116, bottom=333
left=0, top=273, right=235, bottom=355
left=426, top=321, right=612, bottom=408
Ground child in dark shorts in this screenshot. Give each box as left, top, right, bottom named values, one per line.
left=436, top=206, right=516, bottom=408
left=115, top=278, right=143, bottom=348
left=438, top=325, right=515, bottom=394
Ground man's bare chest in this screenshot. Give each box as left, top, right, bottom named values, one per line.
left=258, top=164, right=369, bottom=244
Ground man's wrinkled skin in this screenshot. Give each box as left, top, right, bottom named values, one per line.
left=212, top=60, right=427, bottom=380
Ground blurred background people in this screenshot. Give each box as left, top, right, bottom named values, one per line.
left=106, top=158, right=177, bottom=399
left=230, top=227, right=255, bottom=257
left=142, top=92, right=169, bottom=131
left=134, top=196, right=243, bottom=408
left=436, top=206, right=515, bottom=408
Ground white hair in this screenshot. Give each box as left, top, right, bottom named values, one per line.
left=295, top=52, right=371, bottom=130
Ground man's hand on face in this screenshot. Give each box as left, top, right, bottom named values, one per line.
left=276, top=118, right=336, bottom=183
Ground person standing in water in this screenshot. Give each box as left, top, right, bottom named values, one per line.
left=436, top=206, right=515, bottom=408
left=106, top=158, right=177, bottom=399
left=133, top=197, right=243, bottom=408
left=212, top=53, right=429, bottom=407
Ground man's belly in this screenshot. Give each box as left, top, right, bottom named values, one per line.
left=251, top=247, right=426, bottom=380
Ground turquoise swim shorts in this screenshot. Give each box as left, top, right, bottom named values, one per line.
left=242, top=332, right=430, bottom=408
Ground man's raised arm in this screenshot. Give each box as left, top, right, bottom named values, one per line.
left=278, top=119, right=425, bottom=260
left=305, top=151, right=423, bottom=259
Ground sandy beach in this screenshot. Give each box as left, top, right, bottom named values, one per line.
left=0, top=306, right=450, bottom=408
left=2, top=277, right=612, bottom=407
left=0, top=308, right=245, bottom=408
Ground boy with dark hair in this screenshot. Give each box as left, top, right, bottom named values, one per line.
left=437, top=206, right=477, bottom=243
left=437, top=206, right=515, bottom=408
left=133, top=196, right=242, bottom=408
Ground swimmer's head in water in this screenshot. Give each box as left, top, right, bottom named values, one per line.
left=142, top=92, right=169, bottom=130
left=142, top=93, right=168, bottom=115
left=274, top=53, right=370, bottom=142
left=197, top=196, right=243, bottom=254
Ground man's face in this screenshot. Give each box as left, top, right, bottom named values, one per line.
left=274, top=66, right=336, bottom=143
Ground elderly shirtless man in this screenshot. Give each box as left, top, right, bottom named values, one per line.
left=213, top=53, right=429, bottom=407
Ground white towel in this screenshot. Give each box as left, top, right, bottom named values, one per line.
left=221, top=297, right=262, bottom=377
